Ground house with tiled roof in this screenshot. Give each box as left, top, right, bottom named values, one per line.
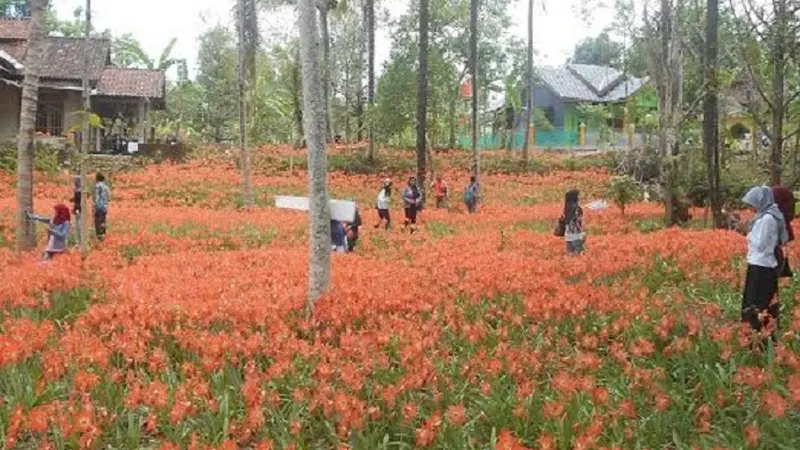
left=0, top=18, right=166, bottom=148
left=529, top=64, right=653, bottom=133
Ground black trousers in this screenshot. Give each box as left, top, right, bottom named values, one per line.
left=94, top=209, right=107, bottom=240
left=741, top=264, right=779, bottom=332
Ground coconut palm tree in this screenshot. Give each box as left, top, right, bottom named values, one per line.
left=16, top=0, right=48, bottom=252
left=113, top=35, right=180, bottom=71
left=298, top=0, right=332, bottom=311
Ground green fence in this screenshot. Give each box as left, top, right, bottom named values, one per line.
left=457, top=129, right=580, bottom=150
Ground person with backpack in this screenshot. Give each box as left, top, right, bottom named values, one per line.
left=562, top=189, right=585, bottom=255
left=402, top=177, right=422, bottom=233
left=431, top=175, right=449, bottom=209
left=26, top=204, right=72, bottom=261
left=772, top=185, right=795, bottom=278
left=72, top=176, right=83, bottom=246
left=741, top=186, right=789, bottom=337
left=94, top=173, right=111, bottom=241
left=375, top=179, right=392, bottom=230
left=464, top=176, right=479, bottom=214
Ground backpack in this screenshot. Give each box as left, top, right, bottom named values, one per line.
left=464, top=184, right=475, bottom=204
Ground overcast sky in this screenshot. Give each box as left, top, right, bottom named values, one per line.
left=52, top=0, right=618, bottom=79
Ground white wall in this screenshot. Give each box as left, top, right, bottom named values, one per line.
left=62, top=91, right=82, bottom=134
left=0, top=84, right=21, bottom=141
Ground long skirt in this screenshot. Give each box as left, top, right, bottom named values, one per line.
left=741, top=264, right=779, bottom=333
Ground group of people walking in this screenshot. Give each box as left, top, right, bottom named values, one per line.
left=27, top=173, right=111, bottom=260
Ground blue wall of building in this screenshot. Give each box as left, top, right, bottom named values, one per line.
left=530, top=87, right=565, bottom=128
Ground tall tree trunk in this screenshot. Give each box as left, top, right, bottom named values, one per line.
left=16, top=0, right=47, bottom=252
left=80, top=0, right=91, bottom=257
left=292, top=49, right=304, bottom=148
left=448, top=83, right=458, bottom=149
left=703, top=0, right=723, bottom=228
left=237, top=0, right=254, bottom=210
left=367, top=0, right=376, bottom=160
left=299, top=0, right=332, bottom=311
left=416, top=0, right=430, bottom=203
left=319, top=4, right=333, bottom=142
left=770, top=0, right=787, bottom=185
left=657, top=0, right=683, bottom=227
left=470, top=0, right=480, bottom=180
left=523, top=0, right=533, bottom=163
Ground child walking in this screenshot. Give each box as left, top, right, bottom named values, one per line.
left=402, top=177, right=422, bottom=233
left=375, top=179, right=392, bottom=230
left=563, top=190, right=585, bottom=255
left=94, top=173, right=110, bottom=241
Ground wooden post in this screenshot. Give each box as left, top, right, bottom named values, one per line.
left=579, top=122, right=586, bottom=147
left=529, top=123, right=536, bottom=150
left=138, top=99, right=146, bottom=142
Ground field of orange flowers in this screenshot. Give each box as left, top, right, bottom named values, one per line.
left=1, top=148, right=799, bottom=449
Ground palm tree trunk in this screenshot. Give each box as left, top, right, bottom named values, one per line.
left=703, top=0, right=723, bottom=228
left=416, top=0, right=430, bottom=203
left=80, top=0, right=91, bottom=257
left=299, top=0, right=332, bottom=311
left=470, top=0, right=479, bottom=181
left=16, top=0, right=48, bottom=252
left=367, top=0, right=376, bottom=160
left=237, top=0, right=254, bottom=210
left=522, top=0, right=533, bottom=164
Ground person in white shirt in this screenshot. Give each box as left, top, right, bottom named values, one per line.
left=375, top=179, right=392, bottom=230
left=741, top=186, right=789, bottom=336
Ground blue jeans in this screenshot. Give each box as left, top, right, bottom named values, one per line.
left=567, top=239, right=585, bottom=254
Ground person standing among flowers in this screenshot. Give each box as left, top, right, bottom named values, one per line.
left=72, top=176, right=83, bottom=246
left=562, top=189, right=585, bottom=255
left=345, top=207, right=362, bottom=252
left=741, top=186, right=789, bottom=336
left=94, top=173, right=110, bottom=241
left=331, top=219, right=347, bottom=253
left=431, top=175, right=449, bottom=209
left=402, top=177, right=422, bottom=233
left=375, top=179, right=392, bottom=230
left=464, top=176, right=480, bottom=214
left=26, top=204, right=72, bottom=261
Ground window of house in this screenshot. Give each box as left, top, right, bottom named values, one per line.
left=36, top=97, right=64, bottom=136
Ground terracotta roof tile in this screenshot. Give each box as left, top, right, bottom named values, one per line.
left=97, top=68, right=165, bottom=99
left=0, top=37, right=110, bottom=80
left=0, top=18, right=30, bottom=40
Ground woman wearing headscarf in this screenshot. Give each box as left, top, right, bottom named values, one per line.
left=771, top=185, right=795, bottom=277
left=27, top=204, right=72, bottom=261
left=741, top=186, right=789, bottom=335
left=563, top=189, right=585, bottom=255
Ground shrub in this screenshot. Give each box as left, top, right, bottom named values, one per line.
left=0, top=141, right=61, bottom=174
left=608, top=175, right=642, bottom=215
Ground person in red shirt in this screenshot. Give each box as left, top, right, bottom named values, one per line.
left=431, top=175, right=449, bottom=209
